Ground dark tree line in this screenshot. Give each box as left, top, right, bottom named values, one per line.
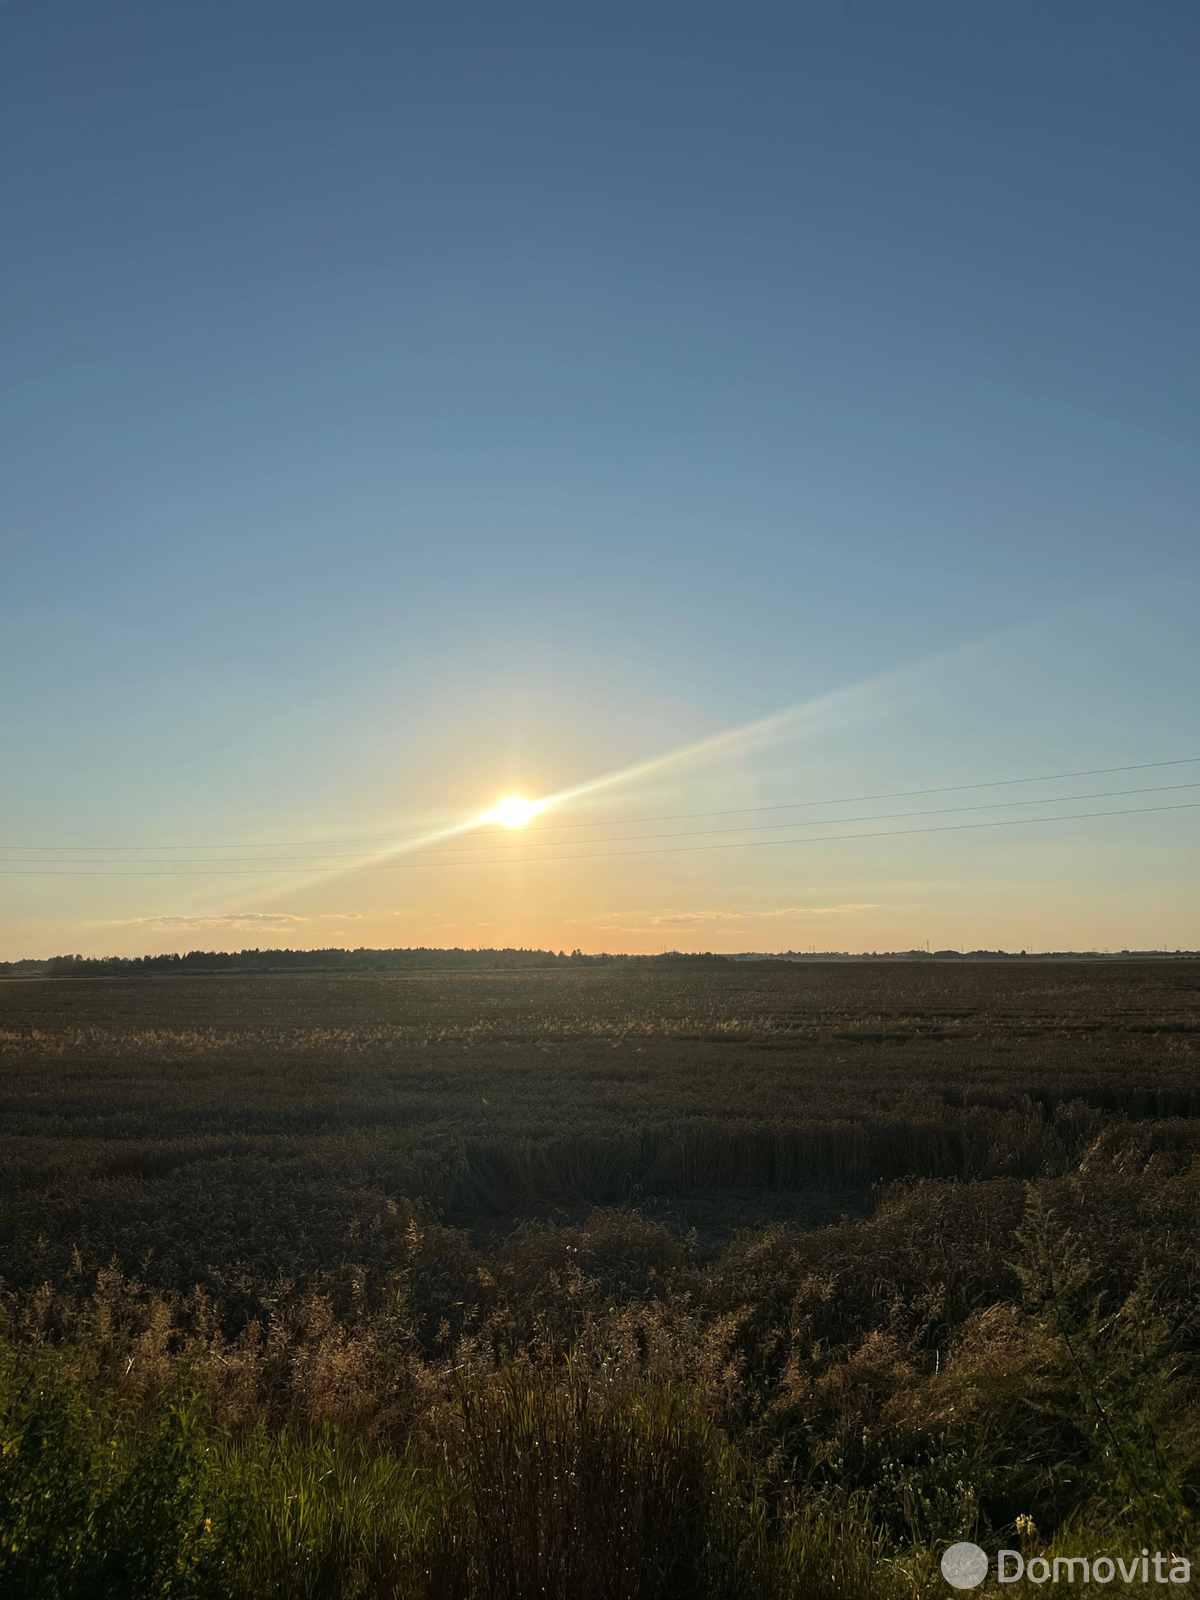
left=2, top=947, right=730, bottom=978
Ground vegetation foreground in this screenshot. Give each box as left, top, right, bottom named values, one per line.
left=1, top=961, right=1197, bottom=1597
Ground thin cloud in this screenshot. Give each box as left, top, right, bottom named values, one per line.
left=116, top=912, right=307, bottom=930
left=114, top=910, right=364, bottom=929
left=650, top=905, right=877, bottom=925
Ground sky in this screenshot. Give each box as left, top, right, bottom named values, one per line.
left=2, top=0, right=1198, bottom=959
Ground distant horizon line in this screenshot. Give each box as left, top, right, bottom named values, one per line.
left=2, top=943, right=1197, bottom=973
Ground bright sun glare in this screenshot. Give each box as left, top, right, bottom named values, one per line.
left=484, top=795, right=544, bottom=828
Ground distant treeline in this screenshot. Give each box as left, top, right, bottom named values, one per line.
left=2, top=947, right=1193, bottom=979
left=733, top=948, right=1196, bottom=961
left=1, top=947, right=732, bottom=978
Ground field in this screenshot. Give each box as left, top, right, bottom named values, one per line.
left=2, top=961, right=1199, bottom=1597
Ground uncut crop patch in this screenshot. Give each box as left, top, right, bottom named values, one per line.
left=0, top=961, right=1197, bottom=1294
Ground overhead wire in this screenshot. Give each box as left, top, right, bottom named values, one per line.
left=3, top=797, right=1197, bottom=874
left=2, top=755, right=1197, bottom=852
left=1, top=779, right=1198, bottom=865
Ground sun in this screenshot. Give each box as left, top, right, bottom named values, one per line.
left=483, top=794, right=545, bottom=828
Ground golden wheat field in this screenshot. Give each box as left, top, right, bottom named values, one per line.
left=1, top=960, right=1197, bottom=1279
left=2, top=960, right=1199, bottom=1597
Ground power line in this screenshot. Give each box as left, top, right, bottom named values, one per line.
left=525, top=756, right=1200, bottom=831
left=2, top=779, right=1197, bottom=864
left=3, top=798, right=1196, bottom=874
left=2, top=755, right=1197, bottom=851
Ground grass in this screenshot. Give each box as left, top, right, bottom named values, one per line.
left=0, top=961, right=1197, bottom=1594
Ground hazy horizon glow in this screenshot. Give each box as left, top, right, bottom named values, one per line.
left=1, top=3, right=1196, bottom=959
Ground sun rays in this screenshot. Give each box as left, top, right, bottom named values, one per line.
left=481, top=796, right=546, bottom=828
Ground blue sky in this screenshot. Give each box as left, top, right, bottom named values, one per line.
left=2, top=0, right=1197, bottom=956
